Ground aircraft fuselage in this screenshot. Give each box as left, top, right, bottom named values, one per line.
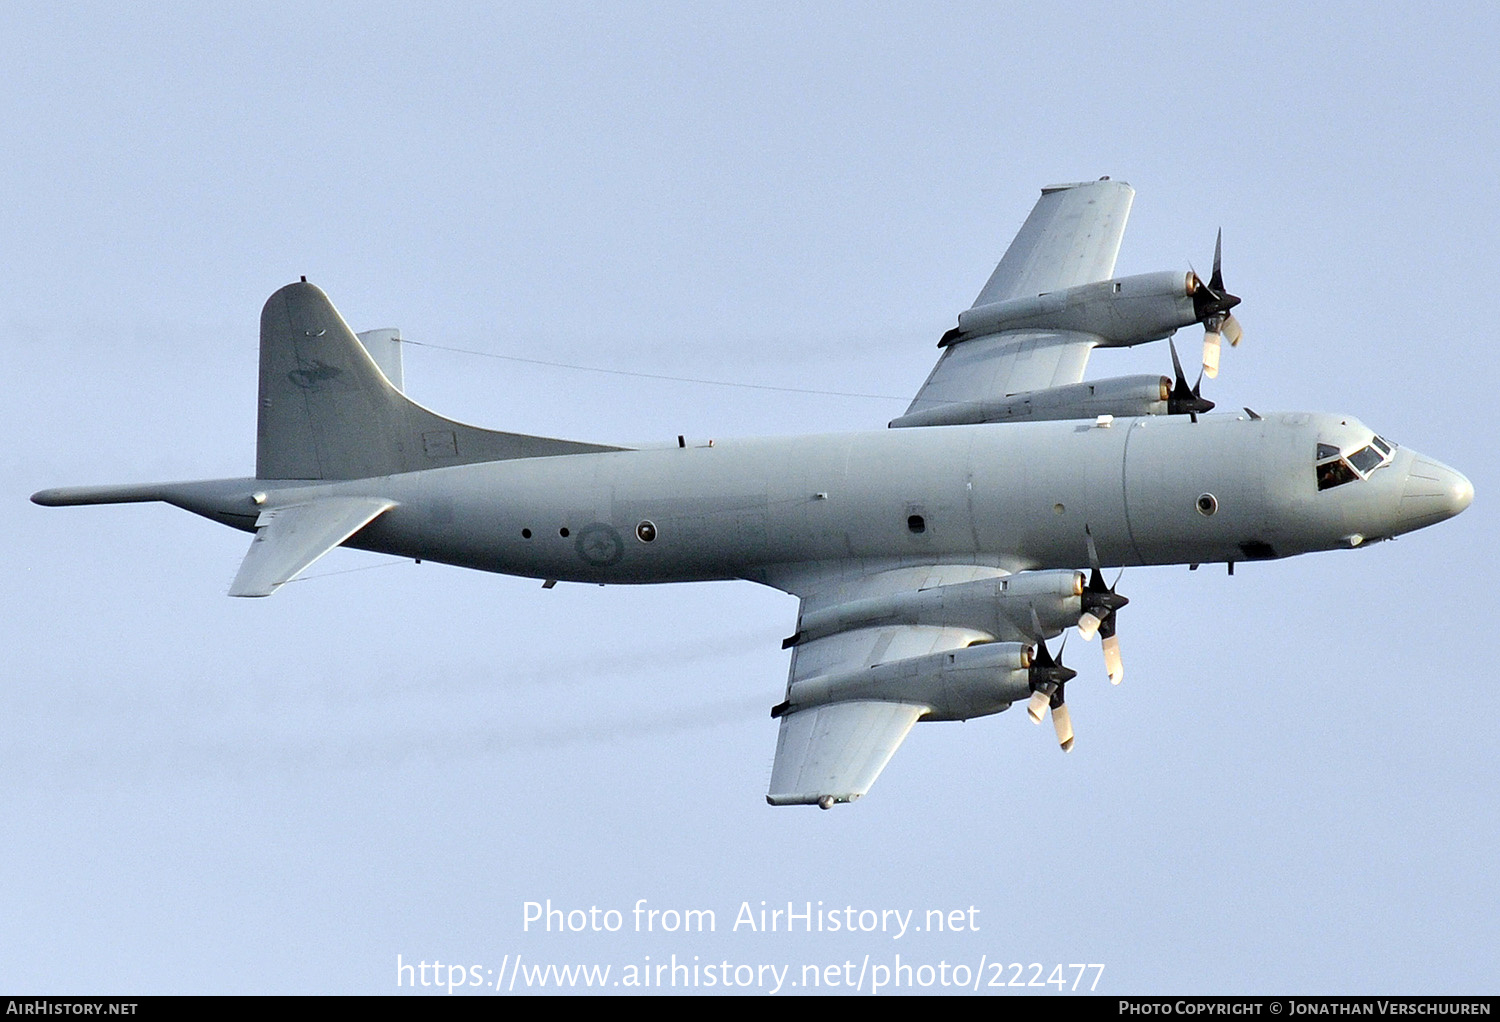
left=140, top=410, right=1468, bottom=588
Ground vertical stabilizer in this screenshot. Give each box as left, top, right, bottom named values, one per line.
left=256, top=281, right=620, bottom=480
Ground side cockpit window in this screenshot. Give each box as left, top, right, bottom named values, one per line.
left=1315, top=436, right=1396, bottom=491
left=1317, top=457, right=1359, bottom=490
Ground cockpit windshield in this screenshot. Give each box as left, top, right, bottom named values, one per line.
left=1348, top=445, right=1384, bottom=474
left=1316, top=435, right=1395, bottom=491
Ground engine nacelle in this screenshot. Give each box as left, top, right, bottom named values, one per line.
left=782, top=642, right=1033, bottom=722
left=786, top=569, right=1084, bottom=648
left=941, top=270, right=1200, bottom=349
left=889, top=373, right=1169, bottom=427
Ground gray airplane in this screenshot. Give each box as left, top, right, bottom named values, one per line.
left=33, top=179, right=1472, bottom=808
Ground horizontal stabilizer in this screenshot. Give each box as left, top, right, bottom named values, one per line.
left=229, top=497, right=396, bottom=597
left=767, top=700, right=928, bottom=807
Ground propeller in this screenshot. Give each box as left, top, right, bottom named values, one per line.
left=1077, top=527, right=1128, bottom=685
left=1191, top=230, right=1243, bottom=379
left=1027, top=611, right=1078, bottom=751
left=1168, top=338, right=1214, bottom=422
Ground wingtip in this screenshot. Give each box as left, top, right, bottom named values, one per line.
left=1041, top=177, right=1132, bottom=194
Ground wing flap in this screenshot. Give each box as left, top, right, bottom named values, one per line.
left=767, top=700, right=929, bottom=806
left=228, top=497, right=396, bottom=597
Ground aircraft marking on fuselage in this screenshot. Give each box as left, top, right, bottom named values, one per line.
left=575, top=523, right=626, bottom=567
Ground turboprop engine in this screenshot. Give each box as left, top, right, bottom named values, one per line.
left=782, top=569, right=1087, bottom=649
left=889, top=373, right=1172, bottom=427
left=939, top=270, right=1205, bottom=349
left=773, top=641, right=1037, bottom=722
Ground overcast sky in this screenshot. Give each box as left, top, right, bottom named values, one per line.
left=5, top=1, right=1496, bottom=995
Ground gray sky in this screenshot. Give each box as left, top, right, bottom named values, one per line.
left=5, top=1, right=1495, bottom=994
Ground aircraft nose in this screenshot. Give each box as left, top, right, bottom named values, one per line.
left=1400, top=454, right=1474, bottom=528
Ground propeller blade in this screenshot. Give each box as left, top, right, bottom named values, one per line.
left=1190, top=231, right=1241, bottom=329
left=1202, top=329, right=1222, bottom=379
left=1102, top=633, right=1124, bottom=685
left=1085, top=526, right=1103, bottom=578
left=1222, top=312, right=1244, bottom=347
left=1079, top=525, right=1127, bottom=662
left=1167, top=339, right=1215, bottom=421
left=1028, top=687, right=1053, bottom=724
left=1209, top=228, right=1225, bottom=295
left=1052, top=700, right=1074, bottom=752
left=1027, top=619, right=1075, bottom=727
left=1077, top=611, right=1102, bottom=641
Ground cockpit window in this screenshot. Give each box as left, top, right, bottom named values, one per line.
left=1348, top=445, right=1384, bottom=474
left=1314, top=434, right=1395, bottom=491
left=1317, top=458, right=1359, bottom=490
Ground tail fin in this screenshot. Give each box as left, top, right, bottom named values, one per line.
left=256, top=281, right=621, bottom=480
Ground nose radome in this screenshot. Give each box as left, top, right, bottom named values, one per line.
left=1401, top=455, right=1474, bottom=527
left=1451, top=471, right=1476, bottom=515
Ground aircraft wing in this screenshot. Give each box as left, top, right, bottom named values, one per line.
left=767, top=700, right=928, bottom=807
left=765, top=564, right=1009, bottom=807
left=903, top=179, right=1135, bottom=420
